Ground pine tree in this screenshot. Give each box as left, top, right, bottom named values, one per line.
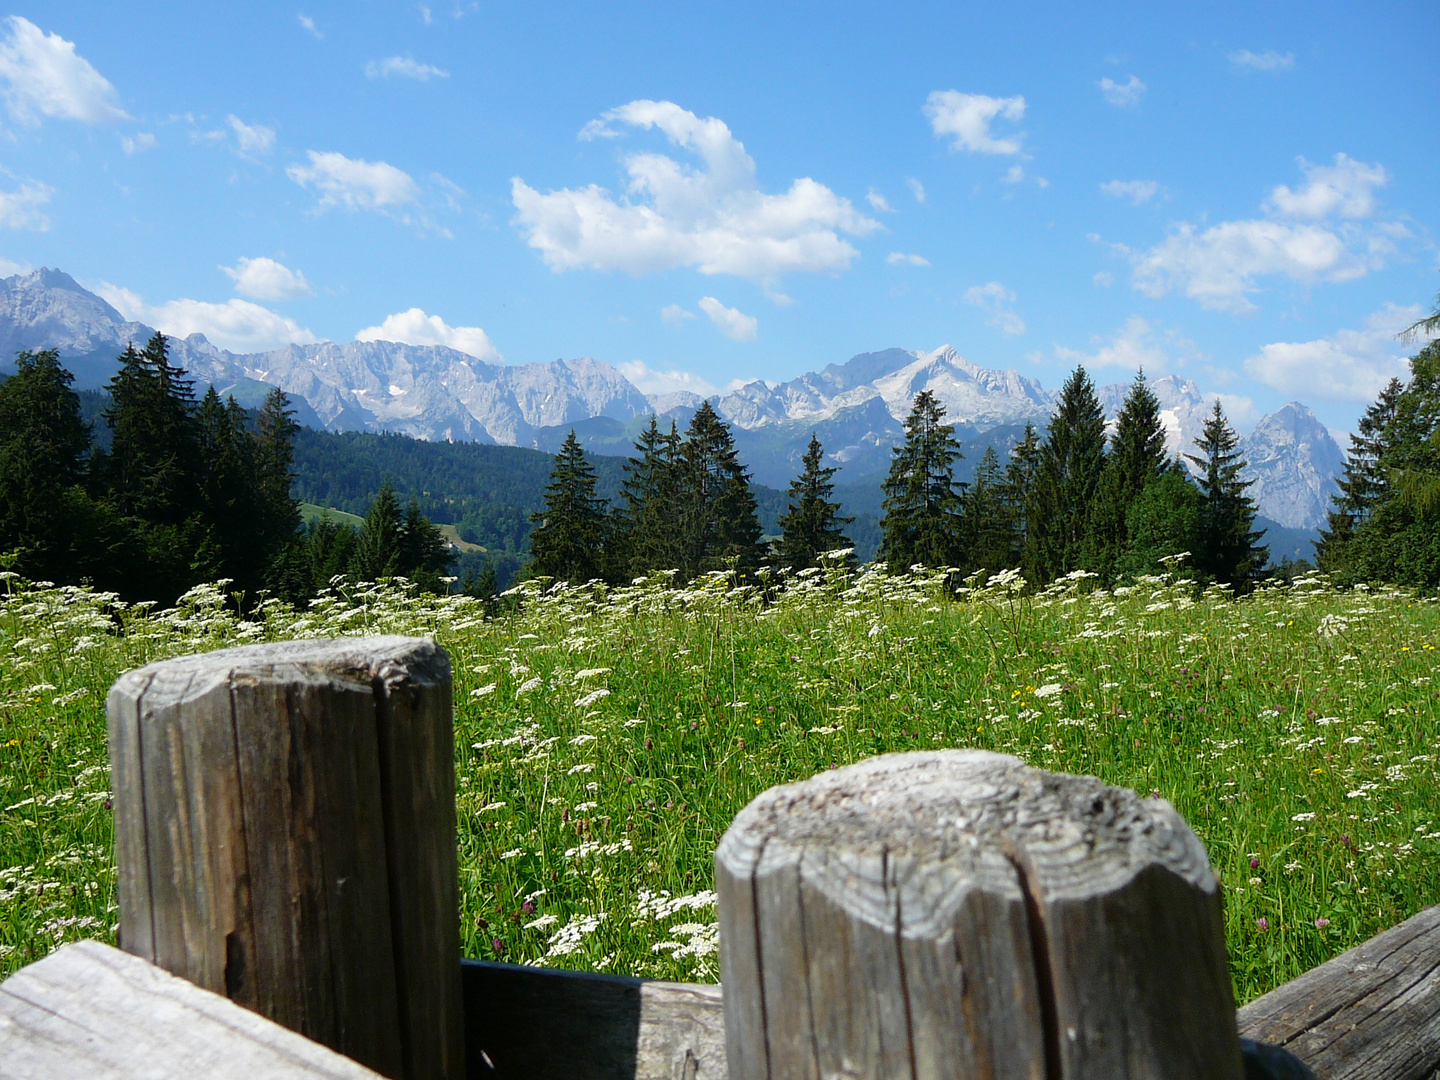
left=776, top=433, right=854, bottom=571
left=351, top=481, right=404, bottom=580
left=194, top=387, right=258, bottom=591
left=879, top=390, right=964, bottom=570
left=0, top=349, right=99, bottom=582
left=103, top=333, right=200, bottom=524
left=962, top=445, right=1014, bottom=574
left=528, top=430, right=610, bottom=583
left=1001, top=422, right=1042, bottom=567
left=1024, top=367, right=1107, bottom=585
left=615, top=417, right=684, bottom=577
left=399, top=497, right=452, bottom=592
left=677, top=402, right=762, bottom=578
left=1086, top=371, right=1168, bottom=583
left=1314, top=378, right=1403, bottom=573
left=1185, top=400, right=1268, bottom=587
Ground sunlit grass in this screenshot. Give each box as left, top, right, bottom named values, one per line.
left=1, top=564, right=1437, bottom=1004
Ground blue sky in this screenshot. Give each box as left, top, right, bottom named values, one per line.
left=2, top=1, right=1437, bottom=434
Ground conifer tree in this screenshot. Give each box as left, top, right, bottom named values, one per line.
left=1001, top=422, right=1042, bottom=566
left=879, top=389, right=964, bottom=570
left=1024, top=366, right=1107, bottom=585
left=776, top=433, right=854, bottom=571
left=1118, top=465, right=1202, bottom=578
left=1315, top=378, right=1404, bottom=572
left=962, top=445, right=1014, bottom=574
left=1086, top=371, right=1168, bottom=583
left=0, top=349, right=99, bottom=582
left=615, top=417, right=684, bottom=577
left=194, top=387, right=258, bottom=589
left=351, top=481, right=404, bottom=580
left=103, top=333, right=200, bottom=524
left=1185, top=400, right=1268, bottom=587
left=399, top=497, right=452, bottom=592
left=677, top=402, right=762, bottom=578
left=528, top=430, right=609, bottom=582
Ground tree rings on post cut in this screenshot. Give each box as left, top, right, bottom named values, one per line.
left=714, top=749, right=1241, bottom=1080
left=105, top=636, right=463, bottom=1080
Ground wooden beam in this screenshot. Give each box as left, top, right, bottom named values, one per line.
left=1238, top=904, right=1440, bottom=1080
left=0, top=940, right=385, bottom=1080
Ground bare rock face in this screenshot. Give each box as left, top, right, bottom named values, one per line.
left=1239, top=403, right=1344, bottom=531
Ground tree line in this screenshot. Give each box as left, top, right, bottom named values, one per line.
left=0, top=337, right=451, bottom=604
left=529, top=366, right=1269, bottom=590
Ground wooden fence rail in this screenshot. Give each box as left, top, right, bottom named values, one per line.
left=0, top=636, right=1437, bottom=1080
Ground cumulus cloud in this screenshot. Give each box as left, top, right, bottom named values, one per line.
left=924, top=90, right=1025, bottom=154
left=963, top=281, right=1025, bottom=335
left=97, top=284, right=317, bottom=353
left=121, top=131, right=156, bottom=155
left=355, top=308, right=499, bottom=361
left=227, top=115, right=274, bottom=156
left=886, top=252, right=930, bottom=267
left=1266, top=153, right=1387, bottom=220
left=0, top=177, right=53, bottom=230
left=1098, top=75, right=1146, bottom=107
left=618, top=359, right=717, bottom=397
left=907, top=177, right=926, bottom=203
left=221, top=256, right=312, bottom=301
left=698, top=296, right=757, bottom=342
left=511, top=100, right=879, bottom=280
left=660, top=303, right=694, bottom=325
left=365, top=56, right=449, bottom=80
left=0, top=16, right=128, bottom=127
left=1124, top=154, right=1396, bottom=312
left=1230, top=49, right=1294, bottom=72
left=1054, top=316, right=1172, bottom=373
left=1101, top=179, right=1160, bottom=204
left=1244, top=304, right=1425, bottom=403
left=288, top=150, right=420, bottom=215
left=0, top=256, right=31, bottom=276
left=866, top=188, right=894, bottom=213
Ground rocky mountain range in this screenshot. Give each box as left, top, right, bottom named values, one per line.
left=1, top=267, right=1344, bottom=531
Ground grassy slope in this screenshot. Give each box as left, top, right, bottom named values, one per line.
left=0, top=570, right=1435, bottom=1004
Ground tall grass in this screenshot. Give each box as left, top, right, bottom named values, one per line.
left=1, top=563, right=1436, bottom=1004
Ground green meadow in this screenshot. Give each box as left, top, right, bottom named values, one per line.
left=1, top=564, right=1436, bottom=1004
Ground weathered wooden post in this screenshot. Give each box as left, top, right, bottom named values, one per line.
left=106, top=636, right=463, bottom=1080
left=715, top=750, right=1241, bottom=1080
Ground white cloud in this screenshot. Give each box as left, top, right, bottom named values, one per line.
left=1212, top=394, right=1259, bottom=432
left=227, top=115, right=274, bottom=156
left=221, top=256, right=312, bottom=301
left=0, top=16, right=128, bottom=127
left=698, top=296, right=758, bottom=342
left=1054, top=316, right=1172, bottom=373
left=1244, top=304, right=1425, bottom=403
left=1101, top=179, right=1160, bottom=205
left=356, top=307, right=499, bottom=361
left=924, top=90, right=1025, bottom=155
left=1093, top=271, right=1114, bottom=288
left=1004, top=164, right=1025, bottom=184
left=288, top=150, right=420, bottom=215
left=0, top=257, right=31, bottom=276
left=97, top=284, right=317, bottom=353
left=1266, top=153, right=1387, bottom=220
left=0, top=177, right=52, bottom=230
left=963, top=281, right=1025, bottom=335
left=297, top=14, right=323, bottom=39
left=1125, top=155, right=1396, bottom=313
left=121, top=131, right=156, bottom=155
left=364, top=56, right=449, bottom=80
left=886, top=251, right=930, bottom=267
left=618, top=360, right=718, bottom=397
left=660, top=303, right=695, bottom=325
left=512, top=100, right=879, bottom=280
left=907, top=177, right=926, bottom=203
left=1230, top=49, right=1294, bottom=72
left=1098, top=75, right=1146, bottom=107
left=866, top=188, right=894, bottom=213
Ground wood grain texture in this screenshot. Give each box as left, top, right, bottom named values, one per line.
left=105, top=636, right=462, bottom=1080
left=0, top=940, right=385, bottom=1080
left=1238, top=904, right=1440, bottom=1080
left=715, top=750, right=1242, bottom=1080
left=460, top=960, right=725, bottom=1080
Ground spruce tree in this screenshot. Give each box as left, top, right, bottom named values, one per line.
left=351, top=481, right=404, bottom=580
left=1118, top=466, right=1202, bottom=578
left=776, top=433, right=854, bottom=571
left=399, top=497, right=452, bottom=592
left=1001, top=422, right=1042, bottom=567
left=615, top=417, right=684, bottom=577
left=103, top=333, right=200, bottom=524
left=528, top=430, right=609, bottom=583
left=0, top=349, right=99, bottom=582
left=677, top=402, right=762, bottom=578
left=1086, top=371, right=1168, bottom=583
left=879, top=389, right=964, bottom=570
left=962, top=445, right=1014, bottom=574
left=1024, top=366, right=1107, bottom=585
left=1185, top=400, right=1268, bottom=587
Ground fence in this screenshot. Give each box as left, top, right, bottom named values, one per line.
left=0, top=637, right=1436, bottom=1080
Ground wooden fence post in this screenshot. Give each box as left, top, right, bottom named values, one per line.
left=715, top=749, right=1241, bottom=1080
left=106, top=636, right=463, bottom=1080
